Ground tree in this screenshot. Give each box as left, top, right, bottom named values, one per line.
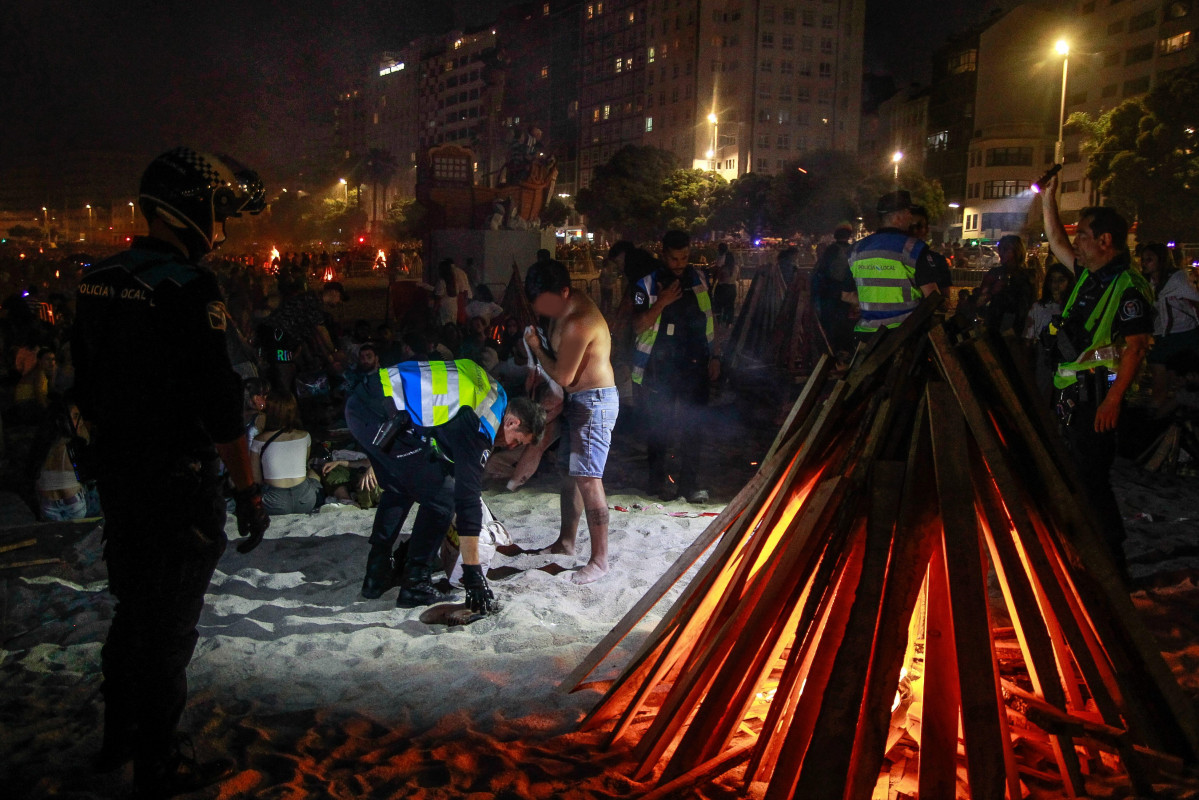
left=575, top=145, right=679, bottom=240
left=659, top=168, right=730, bottom=237
left=360, top=148, right=398, bottom=232
left=386, top=196, right=427, bottom=241
left=541, top=196, right=571, bottom=228
left=1072, top=63, right=1199, bottom=241
left=711, top=172, right=775, bottom=237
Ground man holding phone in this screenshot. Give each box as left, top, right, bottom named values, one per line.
left=630, top=230, right=719, bottom=504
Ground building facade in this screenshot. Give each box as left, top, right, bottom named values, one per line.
left=1057, top=0, right=1199, bottom=221
left=960, top=4, right=1066, bottom=243
left=579, top=0, right=649, bottom=189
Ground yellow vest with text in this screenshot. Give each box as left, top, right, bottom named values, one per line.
left=850, top=231, right=927, bottom=333
left=378, top=359, right=506, bottom=442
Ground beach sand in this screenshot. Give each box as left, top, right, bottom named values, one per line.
left=1, top=449, right=1197, bottom=798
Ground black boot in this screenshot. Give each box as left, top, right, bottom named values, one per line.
left=396, top=561, right=457, bottom=608
left=360, top=545, right=394, bottom=599
left=133, top=735, right=234, bottom=800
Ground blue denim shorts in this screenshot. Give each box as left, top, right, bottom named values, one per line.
left=41, top=490, right=88, bottom=521
left=559, top=386, right=619, bottom=478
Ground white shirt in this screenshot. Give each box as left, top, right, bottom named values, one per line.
left=1155, top=270, right=1199, bottom=337
left=250, top=432, right=310, bottom=480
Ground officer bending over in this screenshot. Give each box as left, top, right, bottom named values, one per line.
left=353, top=359, right=545, bottom=611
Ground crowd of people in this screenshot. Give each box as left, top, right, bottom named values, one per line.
left=4, top=143, right=1199, bottom=798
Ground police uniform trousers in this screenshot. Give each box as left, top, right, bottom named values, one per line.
left=344, top=394, right=457, bottom=567
left=1059, top=384, right=1128, bottom=577
left=98, top=458, right=227, bottom=767
left=643, top=362, right=709, bottom=495
left=365, top=448, right=455, bottom=567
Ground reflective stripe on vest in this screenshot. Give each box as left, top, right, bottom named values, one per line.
left=379, top=359, right=508, bottom=441
left=631, top=270, right=716, bottom=385
left=1053, top=268, right=1153, bottom=390
left=850, top=232, right=925, bottom=333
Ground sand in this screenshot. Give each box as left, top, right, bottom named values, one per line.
left=2, top=452, right=1197, bottom=799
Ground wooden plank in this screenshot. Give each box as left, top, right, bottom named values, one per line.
left=761, top=519, right=869, bottom=800
left=928, top=381, right=1014, bottom=800
left=928, top=327, right=1129, bottom=731
left=639, top=742, right=754, bottom=800
left=972, top=445, right=1087, bottom=798
left=0, top=538, right=37, bottom=555
left=632, top=477, right=847, bottom=779
left=574, top=394, right=836, bottom=709
left=790, top=461, right=906, bottom=800
left=919, top=539, right=960, bottom=800
left=845, top=400, right=942, bottom=800
left=0, top=558, right=62, bottom=570
left=844, top=291, right=941, bottom=401
left=745, top=530, right=852, bottom=786
left=763, top=354, right=831, bottom=464
left=561, top=440, right=790, bottom=693
left=967, top=337, right=1199, bottom=760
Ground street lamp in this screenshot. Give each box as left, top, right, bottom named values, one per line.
left=1055, top=39, right=1069, bottom=164
left=892, top=151, right=904, bottom=186
left=339, top=177, right=349, bottom=204
left=128, top=201, right=135, bottom=223
left=85, top=204, right=93, bottom=240
left=707, top=111, right=718, bottom=171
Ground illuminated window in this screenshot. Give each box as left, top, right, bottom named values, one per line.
left=543, top=3, right=549, bottom=15
left=1160, top=31, right=1192, bottom=55
left=646, top=116, right=653, bottom=131
left=648, top=46, right=656, bottom=63
left=587, top=4, right=593, bottom=19
left=616, top=57, right=624, bottom=72
left=541, top=65, right=549, bottom=78
left=603, top=103, right=610, bottom=119
left=983, top=180, right=1031, bottom=198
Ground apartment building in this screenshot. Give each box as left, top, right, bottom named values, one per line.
left=1057, top=0, right=1198, bottom=221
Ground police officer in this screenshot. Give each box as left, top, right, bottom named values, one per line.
left=1042, top=178, right=1153, bottom=581
left=350, top=359, right=545, bottom=611
left=631, top=230, right=719, bottom=504
left=73, top=148, right=271, bottom=799
left=841, top=190, right=941, bottom=337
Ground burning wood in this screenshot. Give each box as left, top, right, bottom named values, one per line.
left=563, top=298, right=1199, bottom=799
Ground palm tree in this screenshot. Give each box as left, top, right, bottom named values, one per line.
left=362, top=148, right=398, bottom=235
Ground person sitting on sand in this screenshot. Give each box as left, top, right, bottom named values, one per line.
left=524, top=259, right=619, bottom=585
left=250, top=391, right=323, bottom=515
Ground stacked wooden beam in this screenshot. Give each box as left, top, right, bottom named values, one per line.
left=726, top=258, right=787, bottom=371
left=563, top=301, right=1199, bottom=799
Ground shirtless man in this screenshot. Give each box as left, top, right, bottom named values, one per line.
left=524, top=259, right=619, bottom=584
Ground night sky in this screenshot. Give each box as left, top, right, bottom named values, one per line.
left=1, top=0, right=1008, bottom=182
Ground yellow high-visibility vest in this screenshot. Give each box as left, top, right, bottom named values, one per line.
left=379, top=359, right=506, bottom=442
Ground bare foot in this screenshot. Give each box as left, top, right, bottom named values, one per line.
left=571, top=561, right=609, bottom=585
left=535, top=541, right=575, bottom=557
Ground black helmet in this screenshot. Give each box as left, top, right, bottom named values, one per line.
left=139, top=147, right=266, bottom=259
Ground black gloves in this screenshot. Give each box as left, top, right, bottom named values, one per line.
left=232, top=484, right=270, bottom=553
left=460, top=563, right=495, bottom=615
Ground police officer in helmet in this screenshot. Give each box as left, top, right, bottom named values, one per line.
left=73, top=147, right=271, bottom=798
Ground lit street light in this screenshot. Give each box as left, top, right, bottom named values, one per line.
left=1055, top=39, right=1069, bottom=164
left=85, top=204, right=93, bottom=241
left=128, top=201, right=135, bottom=224
left=707, top=111, right=718, bottom=171
left=892, top=151, right=904, bottom=186
left=339, top=177, right=349, bottom=204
